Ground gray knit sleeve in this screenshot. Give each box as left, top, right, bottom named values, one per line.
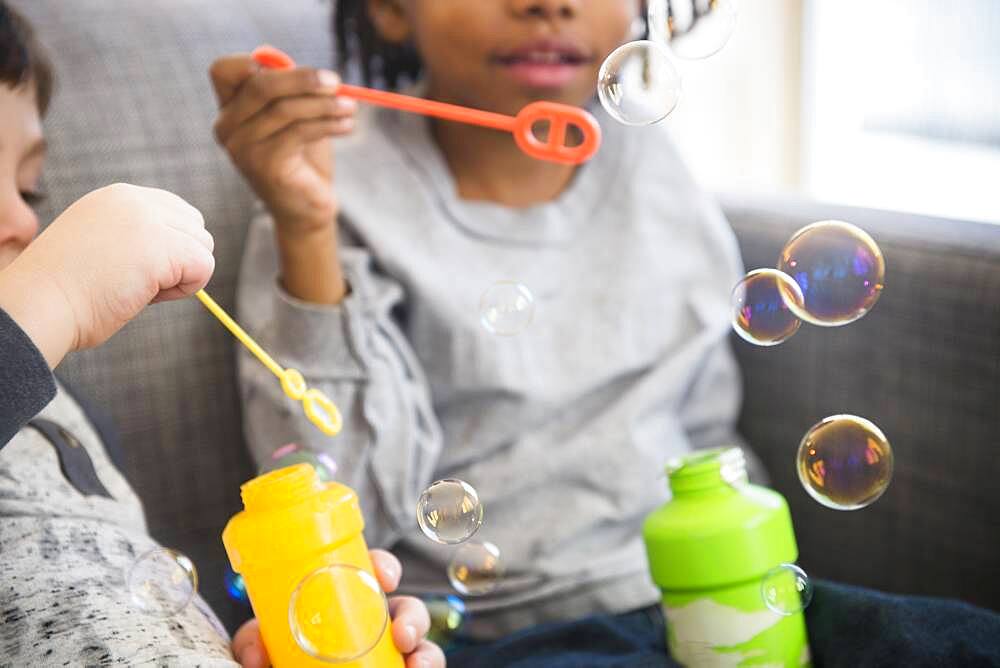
left=0, top=307, right=57, bottom=447
left=235, top=210, right=442, bottom=547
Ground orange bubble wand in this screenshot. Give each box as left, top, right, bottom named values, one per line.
left=251, top=45, right=602, bottom=165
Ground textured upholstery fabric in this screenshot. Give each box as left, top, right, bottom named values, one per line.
left=11, top=0, right=999, bottom=634
left=725, top=194, right=1000, bottom=613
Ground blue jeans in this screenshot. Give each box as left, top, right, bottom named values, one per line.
left=445, top=581, right=1000, bottom=668
left=446, top=605, right=675, bottom=668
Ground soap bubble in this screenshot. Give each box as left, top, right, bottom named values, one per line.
left=761, top=563, right=813, bottom=615
left=126, top=547, right=198, bottom=617
left=289, top=564, right=389, bottom=663
left=797, top=415, right=893, bottom=510
left=778, top=221, right=885, bottom=327
left=730, top=269, right=805, bottom=346
left=265, top=443, right=337, bottom=482
left=598, top=40, right=681, bottom=126
left=648, top=0, right=738, bottom=60
left=480, top=282, right=535, bottom=336
left=423, top=595, right=467, bottom=648
left=417, top=479, right=484, bottom=545
left=448, top=541, right=504, bottom=596
left=224, top=565, right=249, bottom=606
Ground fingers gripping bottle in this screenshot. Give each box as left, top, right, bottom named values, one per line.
left=223, top=463, right=404, bottom=667
left=642, top=448, right=811, bottom=667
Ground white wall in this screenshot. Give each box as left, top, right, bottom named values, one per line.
left=660, top=0, right=1000, bottom=223
left=662, top=0, right=803, bottom=195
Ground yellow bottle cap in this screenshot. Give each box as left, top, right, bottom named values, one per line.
left=223, top=464, right=364, bottom=571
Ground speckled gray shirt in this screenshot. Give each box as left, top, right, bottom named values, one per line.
left=237, top=102, right=752, bottom=638
left=0, top=310, right=236, bottom=666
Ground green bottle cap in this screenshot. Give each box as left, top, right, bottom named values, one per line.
left=643, top=447, right=799, bottom=591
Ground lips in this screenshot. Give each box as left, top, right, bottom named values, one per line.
left=493, top=39, right=592, bottom=89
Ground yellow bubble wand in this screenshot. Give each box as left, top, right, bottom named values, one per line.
left=194, top=290, right=342, bottom=436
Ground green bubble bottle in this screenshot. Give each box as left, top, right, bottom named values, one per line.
left=642, top=447, right=812, bottom=667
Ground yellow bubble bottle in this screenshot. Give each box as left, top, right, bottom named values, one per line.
left=223, top=463, right=404, bottom=667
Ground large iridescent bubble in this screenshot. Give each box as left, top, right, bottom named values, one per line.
left=778, top=221, right=885, bottom=327
left=796, top=415, right=893, bottom=510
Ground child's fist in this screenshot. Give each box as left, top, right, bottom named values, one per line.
left=210, top=54, right=357, bottom=235
left=0, top=183, right=214, bottom=366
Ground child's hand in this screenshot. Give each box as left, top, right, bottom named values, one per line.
left=209, top=54, right=357, bottom=237
left=0, top=184, right=214, bottom=368
left=231, top=549, right=446, bottom=668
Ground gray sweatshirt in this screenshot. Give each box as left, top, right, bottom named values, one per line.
left=237, top=102, right=748, bottom=638
left=0, top=309, right=235, bottom=666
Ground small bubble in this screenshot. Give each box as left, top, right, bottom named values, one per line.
left=126, top=548, right=198, bottom=617
left=265, top=443, right=337, bottom=482
left=761, top=563, right=813, bottom=616
left=447, top=541, right=504, bottom=596
left=730, top=269, right=804, bottom=346
left=417, top=479, right=484, bottom=545
left=480, top=282, right=535, bottom=336
left=224, top=566, right=249, bottom=606
left=423, top=595, right=468, bottom=649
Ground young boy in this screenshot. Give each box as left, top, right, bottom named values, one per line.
left=0, top=4, right=442, bottom=666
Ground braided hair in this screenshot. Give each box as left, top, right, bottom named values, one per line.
left=332, top=0, right=421, bottom=89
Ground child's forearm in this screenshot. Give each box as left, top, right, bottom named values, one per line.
left=274, top=222, right=348, bottom=305
left=0, top=266, right=75, bottom=369
left=0, top=185, right=214, bottom=371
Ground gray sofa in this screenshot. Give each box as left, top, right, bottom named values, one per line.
left=16, top=0, right=999, bottom=636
